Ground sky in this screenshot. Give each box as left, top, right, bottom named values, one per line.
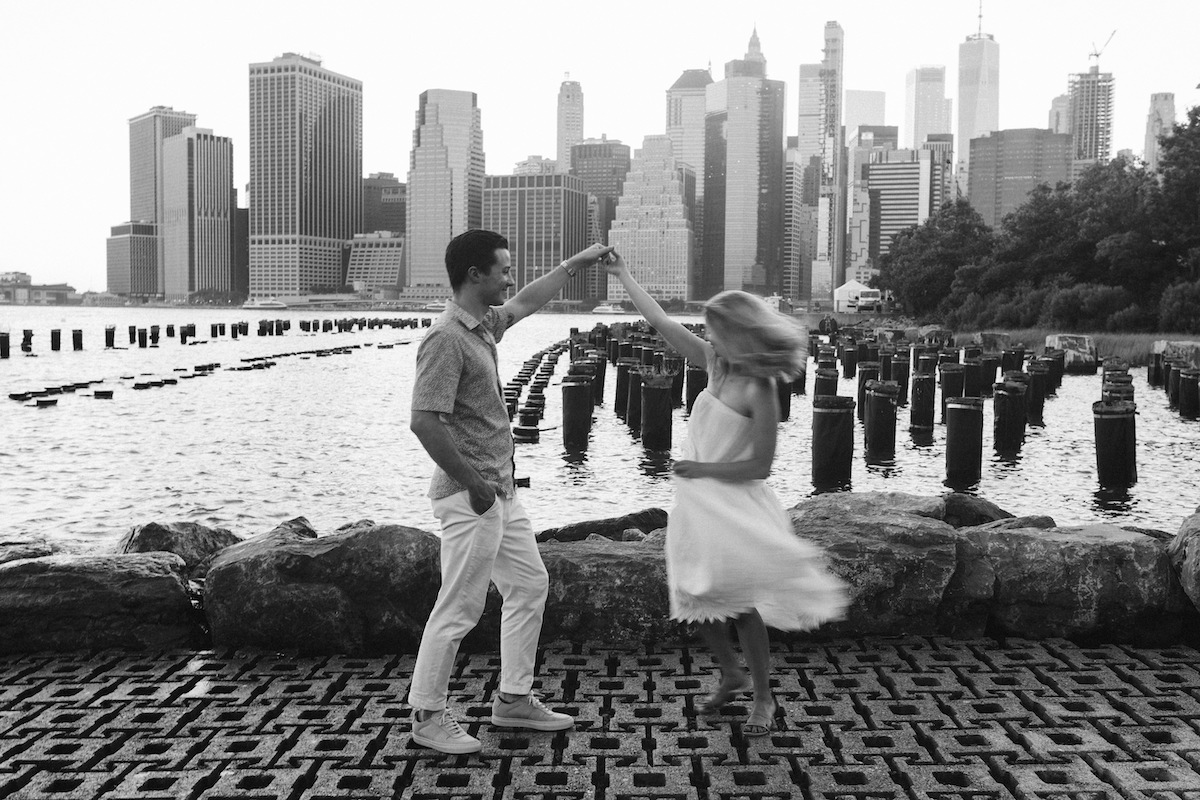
left=1, top=0, right=1197, bottom=293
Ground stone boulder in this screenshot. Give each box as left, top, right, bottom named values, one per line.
left=538, top=536, right=674, bottom=644
left=965, top=523, right=1194, bottom=645
left=204, top=522, right=440, bottom=654
left=117, top=521, right=242, bottom=577
left=0, top=552, right=198, bottom=652
left=1, top=535, right=56, bottom=566
left=1168, top=507, right=1200, bottom=612
left=942, top=493, right=1014, bottom=528
left=536, top=508, right=668, bottom=543
left=789, top=493, right=966, bottom=638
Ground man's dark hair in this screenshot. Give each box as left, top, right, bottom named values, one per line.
left=445, top=229, right=509, bottom=290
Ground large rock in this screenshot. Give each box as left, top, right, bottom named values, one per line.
left=538, top=536, right=674, bottom=644
left=942, top=493, right=1014, bottom=528
left=0, top=552, right=197, bottom=652
left=1168, top=507, right=1200, bottom=612
left=204, top=522, right=440, bottom=654
left=117, top=521, right=242, bottom=577
left=1, top=535, right=56, bottom=566
left=967, top=523, right=1194, bottom=644
left=536, top=508, right=668, bottom=543
left=789, top=493, right=965, bottom=637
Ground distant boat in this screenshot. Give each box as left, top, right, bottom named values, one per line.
left=591, top=303, right=628, bottom=314
left=243, top=298, right=288, bottom=309
left=422, top=301, right=448, bottom=312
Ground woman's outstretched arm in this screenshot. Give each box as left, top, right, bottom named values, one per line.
left=605, top=253, right=710, bottom=367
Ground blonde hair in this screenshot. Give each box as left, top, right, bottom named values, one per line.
left=704, top=291, right=808, bottom=380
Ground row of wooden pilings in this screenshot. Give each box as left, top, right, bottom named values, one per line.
left=0, top=318, right=432, bottom=357
left=1147, top=349, right=1200, bottom=420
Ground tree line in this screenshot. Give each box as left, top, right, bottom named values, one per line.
left=876, top=106, right=1200, bottom=334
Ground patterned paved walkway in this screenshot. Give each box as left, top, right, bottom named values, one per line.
left=2, top=637, right=1199, bottom=799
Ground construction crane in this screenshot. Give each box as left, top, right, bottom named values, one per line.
left=1089, top=30, right=1116, bottom=68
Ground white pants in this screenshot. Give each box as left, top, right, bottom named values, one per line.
left=407, top=491, right=549, bottom=711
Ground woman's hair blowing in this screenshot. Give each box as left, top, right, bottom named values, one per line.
left=704, top=291, right=808, bottom=380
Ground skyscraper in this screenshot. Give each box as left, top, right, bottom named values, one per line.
left=248, top=53, right=362, bottom=298
left=482, top=173, right=589, bottom=298
left=666, top=68, right=712, bottom=293
left=957, top=29, right=1000, bottom=195
left=112, top=105, right=196, bottom=297
left=557, top=79, right=584, bottom=172
left=968, top=129, right=1073, bottom=228
left=815, top=21, right=846, bottom=296
left=867, top=149, right=945, bottom=263
left=905, top=66, right=952, bottom=151
left=406, top=89, right=484, bottom=289
left=1068, top=66, right=1114, bottom=163
left=921, top=133, right=956, bottom=210
left=784, top=138, right=819, bottom=302
left=608, top=136, right=695, bottom=302
left=844, top=90, right=886, bottom=142
left=845, top=126, right=898, bottom=280
left=571, top=136, right=631, bottom=298
left=1144, top=93, right=1176, bottom=172
left=702, top=29, right=786, bottom=299
left=161, top=126, right=234, bottom=300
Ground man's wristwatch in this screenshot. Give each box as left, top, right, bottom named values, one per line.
left=559, top=260, right=577, bottom=277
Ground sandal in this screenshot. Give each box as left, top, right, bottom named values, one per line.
left=696, top=670, right=751, bottom=714
left=743, top=700, right=778, bottom=737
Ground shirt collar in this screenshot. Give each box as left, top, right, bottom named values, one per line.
left=445, top=298, right=483, bottom=331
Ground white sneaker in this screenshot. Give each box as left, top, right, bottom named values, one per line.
left=411, top=708, right=481, bottom=754
left=491, top=694, right=574, bottom=731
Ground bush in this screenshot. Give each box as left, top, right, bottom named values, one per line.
left=1041, top=284, right=1133, bottom=330
left=1158, top=280, right=1200, bottom=333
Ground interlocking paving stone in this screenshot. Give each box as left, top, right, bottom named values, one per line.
left=2, top=637, right=1199, bottom=799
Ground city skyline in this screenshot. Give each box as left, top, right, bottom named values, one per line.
left=2, top=0, right=1198, bottom=292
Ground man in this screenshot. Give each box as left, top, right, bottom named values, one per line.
left=408, top=230, right=613, bottom=754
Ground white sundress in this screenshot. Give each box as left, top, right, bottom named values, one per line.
left=666, top=385, right=850, bottom=631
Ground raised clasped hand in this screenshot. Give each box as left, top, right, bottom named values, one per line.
left=568, top=243, right=615, bottom=271
left=602, top=250, right=627, bottom=276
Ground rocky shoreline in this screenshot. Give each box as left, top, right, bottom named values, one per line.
left=2, top=492, right=1197, bottom=654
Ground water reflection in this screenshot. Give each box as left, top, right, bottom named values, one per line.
left=864, top=459, right=900, bottom=477
left=1093, top=486, right=1136, bottom=516
left=909, top=430, right=935, bottom=448
left=638, top=451, right=674, bottom=478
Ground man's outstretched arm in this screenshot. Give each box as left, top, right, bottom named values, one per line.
left=502, top=243, right=613, bottom=324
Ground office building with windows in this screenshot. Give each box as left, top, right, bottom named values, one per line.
left=1145, top=93, right=1176, bottom=172
left=347, top=232, right=405, bottom=295
left=362, top=172, right=405, bottom=234
left=702, top=29, right=785, bottom=299
left=106, top=106, right=197, bottom=297
left=406, top=88, right=484, bottom=290
left=608, top=136, right=694, bottom=302
left=248, top=53, right=362, bottom=297
left=957, top=30, right=999, bottom=195
left=557, top=80, right=584, bottom=173
left=1068, top=65, right=1114, bottom=163
left=482, top=173, right=589, bottom=299
left=968, top=128, right=1073, bottom=228
left=161, top=126, right=235, bottom=300
left=905, top=66, right=952, bottom=151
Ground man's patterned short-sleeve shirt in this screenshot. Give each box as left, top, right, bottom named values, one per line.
left=411, top=299, right=515, bottom=500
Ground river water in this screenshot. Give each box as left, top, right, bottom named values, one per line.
left=1, top=306, right=1197, bottom=552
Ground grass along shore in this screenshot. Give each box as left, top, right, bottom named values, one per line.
left=958, top=328, right=1196, bottom=368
